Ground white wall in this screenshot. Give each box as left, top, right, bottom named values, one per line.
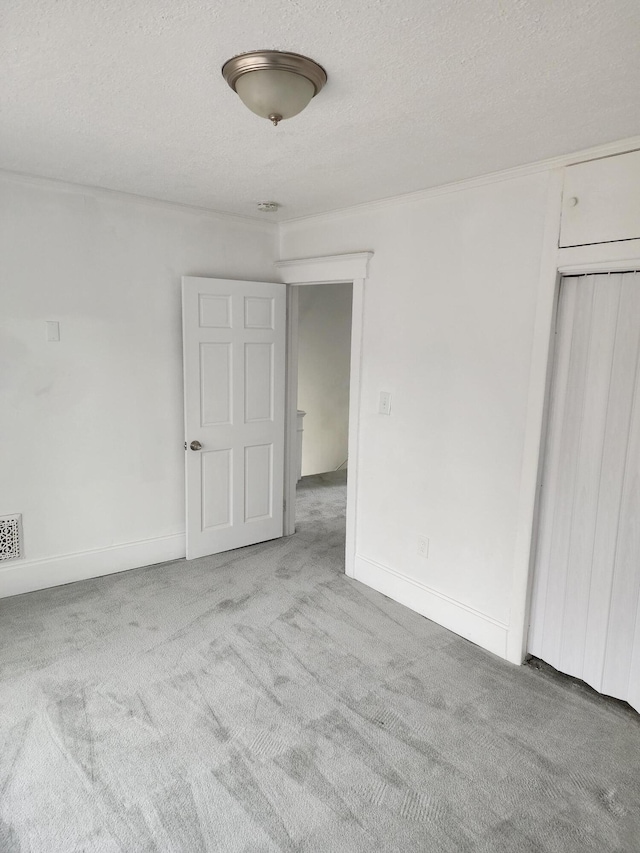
left=297, top=283, right=352, bottom=475
left=0, top=176, right=277, bottom=596
left=280, top=172, right=553, bottom=660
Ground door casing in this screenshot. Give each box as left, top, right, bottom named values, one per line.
left=276, top=252, right=373, bottom=577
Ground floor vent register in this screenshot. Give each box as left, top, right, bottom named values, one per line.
left=0, top=514, right=22, bottom=562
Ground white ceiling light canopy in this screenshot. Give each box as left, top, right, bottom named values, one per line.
left=222, top=50, right=327, bottom=126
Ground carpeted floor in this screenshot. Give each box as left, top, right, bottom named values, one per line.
left=1, top=470, right=639, bottom=852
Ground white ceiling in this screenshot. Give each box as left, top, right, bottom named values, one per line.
left=3, top=0, right=640, bottom=220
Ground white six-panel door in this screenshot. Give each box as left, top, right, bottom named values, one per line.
left=182, top=277, right=286, bottom=559
left=528, top=271, right=640, bottom=712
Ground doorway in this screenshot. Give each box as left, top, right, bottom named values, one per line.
left=277, top=252, right=372, bottom=576
left=181, top=254, right=372, bottom=570
left=294, top=282, right=352, bottom=536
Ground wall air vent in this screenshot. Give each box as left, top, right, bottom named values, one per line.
left=0, top=514, right=22, bottom=561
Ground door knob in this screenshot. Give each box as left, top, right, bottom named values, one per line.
left=190, top=440, right=203, bottom=451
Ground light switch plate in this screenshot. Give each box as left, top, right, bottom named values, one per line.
left=46, top=321, right=60, bottom=342
left=379, top=391, right=392, bottom=415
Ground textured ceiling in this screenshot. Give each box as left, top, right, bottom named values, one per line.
left=3, top=0, right=640, bottom=220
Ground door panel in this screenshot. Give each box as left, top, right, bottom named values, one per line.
left=245, top=296, right=274, bottom=329
left=200, top=343, right=232, bottom=425
left=183, top=277, right=286, bottom=559
left=201, top=449, right=232, bottom=530
left=199, top=294, right=232, bottom=328
left=244, top=443, right=273, bottom=522
left=559, top=150, right=640, bottom=247
left=245, top=343, right=273, bottom=422
left=528, top=271, right=640, bottom=712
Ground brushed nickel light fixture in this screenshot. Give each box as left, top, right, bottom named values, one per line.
left=222, top=50, right=327, bottom=126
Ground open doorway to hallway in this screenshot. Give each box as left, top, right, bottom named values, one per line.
left=295, top=282, right=352, bottom=533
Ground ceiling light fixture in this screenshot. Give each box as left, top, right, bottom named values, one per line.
left=222, top=50, right=327, bottom=126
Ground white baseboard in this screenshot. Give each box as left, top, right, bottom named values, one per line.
left=0, top=534, right=186, bottom=599
left=353, top=554, right=510, bottom=659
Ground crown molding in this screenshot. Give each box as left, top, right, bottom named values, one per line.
left=0, top=169, right=277, bottom=229
left=279, top=135, right=640, bottom=228
left=4, top=133, right=640, bottom=232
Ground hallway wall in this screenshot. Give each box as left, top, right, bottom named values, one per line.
left=297, top=283, right=352, bottom=475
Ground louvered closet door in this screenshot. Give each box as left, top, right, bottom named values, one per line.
left=528, top=272, right=640, bottom=713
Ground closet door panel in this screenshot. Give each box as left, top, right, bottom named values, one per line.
left=559, top=278, right=621, bottom=677
left=600, top=277, right=640, bottom=698
left=529, top=271, right=640, bottom=711
left=527, top=281, right=577, bottom=656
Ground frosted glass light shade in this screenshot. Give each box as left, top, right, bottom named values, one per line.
left=235, top=70, right=315, bottom=122
left=222, top=51, right=327, bottom=125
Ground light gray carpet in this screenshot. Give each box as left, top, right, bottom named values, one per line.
left=1, top=469, right=639, bottom=852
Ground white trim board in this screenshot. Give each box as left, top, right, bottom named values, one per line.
left=0, top=534, right=185, bottom=599
left=557, top=239, right=640, bottom=273
left=276, top=252, right=373, bottom=283
left=354, top=555, right=510, bottom=659
left=508, top=168, right=565, bottom=664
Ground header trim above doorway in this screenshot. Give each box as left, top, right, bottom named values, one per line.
left=275, top=252, right=373, bottom=284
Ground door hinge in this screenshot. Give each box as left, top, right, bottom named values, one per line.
left=184, top=441, right=187, bottom=451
